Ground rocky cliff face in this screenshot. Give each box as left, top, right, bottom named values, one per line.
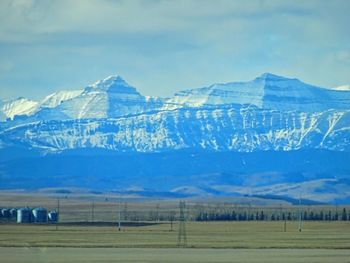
left=1, top=107, right=349, bottom=153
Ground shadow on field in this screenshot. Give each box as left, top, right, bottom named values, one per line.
left=58, top=221, right=162, bottom=227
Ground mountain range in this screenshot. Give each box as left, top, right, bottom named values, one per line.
left=1, top=73, right=349, bottom=203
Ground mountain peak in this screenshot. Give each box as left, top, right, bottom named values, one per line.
left=83, top=74, right=141, bottom=96
left=91, top=74, right=129, bottom=89
left=102, top=75, right=127, bottom=85
left=257, top=73, right=289, bottom=81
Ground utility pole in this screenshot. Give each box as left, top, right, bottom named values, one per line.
left=156, top=203, right=160, bottom=222
left=170, top=211, right=175, bottom=231
left=118, top=197, right=121, bottom=231
left=123, top=202, right=128, bottom=221
left=280, top=204, right=287, bottom=232
left=248, top=203, right=251, bottom=221
left=177, top=201, right=187, bottom=247
left=298, top=195, right=302, bottom=232
left=279, top=204, right=282, bottom=220
left=91, top=201, right=95, bottom=223
left=56, top=197, right=60, bottom=231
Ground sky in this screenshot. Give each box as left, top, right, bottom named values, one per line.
left=0, top=0, right=350, bottom=101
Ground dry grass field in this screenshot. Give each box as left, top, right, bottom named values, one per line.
left=0, top=221, right=350, bottom=249
left=1, top=247, right=350, bottom=263
left=1, top=192, right=350, bottom=262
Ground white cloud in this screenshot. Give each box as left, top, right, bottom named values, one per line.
left=0, top=0, right=349, bottom=99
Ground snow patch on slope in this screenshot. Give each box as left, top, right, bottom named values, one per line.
left=0, top=98, right=39, bottom=121
left=332, top=85, right=350, bottom=91
left=41, top=90, right=83, bottom=108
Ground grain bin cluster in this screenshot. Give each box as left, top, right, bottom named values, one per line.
left=0, top=207, right=58, bottom=224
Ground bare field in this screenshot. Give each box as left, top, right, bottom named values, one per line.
left=1, top=221, right=350, bottom=249
left=1, top=193, right=350, bottom=262
left=1, top=247, right=350, bottom=263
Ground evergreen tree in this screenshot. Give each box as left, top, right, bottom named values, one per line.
left=231, top=211, right=237, bottom=221
left=309, top=211, right=314, bottom=220
left=328, top=211, right=332, bottom=221
left=259, top=211, right=265, bottom=221
left=319, top=211, right=324, bottom=221
left=341, top=208, right=347, bottom=221
left=282, top=213, right=286, bottom=220
left=334, top=211, right=339, bottom=221
left=303, top=211, right=308, bottom=220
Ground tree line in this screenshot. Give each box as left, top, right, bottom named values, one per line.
left=195, top=208, right=350, bottom=221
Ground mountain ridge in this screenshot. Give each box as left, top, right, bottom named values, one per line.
left=2, top=73, right=350, bottom=122
left=1, top=73, right=349, bottom=202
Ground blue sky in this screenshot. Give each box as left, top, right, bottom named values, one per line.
left=0, top=0, right=349, bottom=100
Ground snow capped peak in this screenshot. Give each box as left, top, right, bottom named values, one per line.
left=87, top=74, right=138, bottom=94
left=257, top=72, right=291, bottom=81
left=2, top=73, right=350, bottom=123
left=95, top=75, right=127, bottom=86
left=168, top=73, right=350, bottom=112
left=106, top=75, right=127, bottom=83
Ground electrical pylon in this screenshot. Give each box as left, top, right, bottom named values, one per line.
left=177, top=201, right=187, bottom=247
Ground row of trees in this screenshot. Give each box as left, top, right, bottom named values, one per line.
left=195, top=208, right=350, bottom=221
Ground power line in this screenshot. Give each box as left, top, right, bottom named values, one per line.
left=91, top=201, right=95, bottom=223
left=56, top=197, right=60, bottom=231
left=118, top=196, right=122, bottom=231
left=177, top=201, right=187, bottom=247
left=298, top=195, right=302, bottom=232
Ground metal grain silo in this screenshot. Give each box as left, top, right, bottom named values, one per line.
left=17, top=208, right=31, bottom=223
left=48, top=211, right=58, bottom=223
left=10, top=208, right=17, bottom=219
left=1, top=208, right=10, bottom=219
left=32, top=207, right=47, bottom=223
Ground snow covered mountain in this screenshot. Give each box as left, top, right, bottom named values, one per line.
left=0, top=97, right=39, bottom=121
left=0, top=73, right=349, bottom=202
left=1, top=72, right=349, bottom=153
left=22, top=75, right=164, bottom=121
left=41, top=89, right=83, bottom=109
left=0, top=90, right=82, bottom=121
left=168, top=73, right=350, bottom=111
left=1, top=107, right=349, bottom=153
left=2, top=73, right=350, bottom=121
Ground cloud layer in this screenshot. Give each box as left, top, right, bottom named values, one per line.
left=0, top=0, right=349, bottom=100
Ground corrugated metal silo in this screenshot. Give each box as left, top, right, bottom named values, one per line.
left=48, top=211, right=58, bottom=223
left=32, top=207, right=48, bottom=223
left=10, top=208, right=17, bottom=219
left=17, top=208, right=31, bottom=223
left=1, top=208, right=10, bottom=219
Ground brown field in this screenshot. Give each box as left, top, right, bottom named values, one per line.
left=1, top=247, right=350, bottom=263
left=1, top=192, right=350, bottom=262
left=1, top=221, right=350, bottom=249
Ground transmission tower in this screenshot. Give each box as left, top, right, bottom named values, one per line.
left=298, top=195, right=303, bottom=232
left=117, top=196, right=122, bottom=231
left=123, top=202, right=128, bottom=221
left=177, top=201, right=187, bottom=247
